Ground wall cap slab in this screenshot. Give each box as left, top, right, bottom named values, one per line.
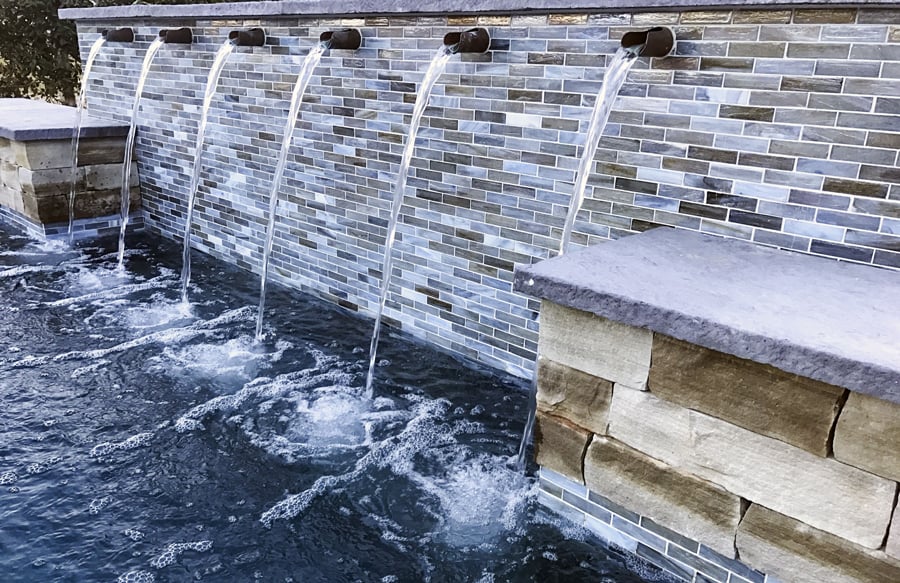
left=59, top=0, right=900, bottom=21
left=515, top=228, right=900, bottom=404
left=0, top=99, right=129, bottom=142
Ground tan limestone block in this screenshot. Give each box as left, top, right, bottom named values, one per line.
left=14, top=140, right=71, bottom=170
left=22, top=187, right=139, bottom=224
left=77, top=137, right=128, bottom=166
left=648, top=334, right=846, bottom=456
left=1, top=160, right=20, bottom=191
left=538, top=301, right=651, bottom=390
left=534, top=411, right=590, bottom=484
left=584, top=435, right=742, bottom=557
left=84, top=162, right=137, bottom=191
left=536, top=357, right=613, bottom=435
left=0, top=185, right=17, bottom=209
left=834, top=391, right=900, bottom=482
left=18, top=166, right=78, bottom=197
left=887, top=505, right=900, bottom=561
left=737, top=504, right=900, bottom=583
left=608, top=387, right=896, bottom=549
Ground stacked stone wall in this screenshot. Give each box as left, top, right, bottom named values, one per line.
left=535, top=300, right=900, bottom=583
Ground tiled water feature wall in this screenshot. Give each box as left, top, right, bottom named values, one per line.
left=62, top=2, right=900, bottom=380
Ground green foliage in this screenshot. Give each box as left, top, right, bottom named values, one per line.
left=0, top=0, right=255, bottom=104
left=0, top=1, right=81, bottom=104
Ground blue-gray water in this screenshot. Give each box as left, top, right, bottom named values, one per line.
left=0, top=224, right=663, bottom=583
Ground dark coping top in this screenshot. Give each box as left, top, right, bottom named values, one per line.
left=0, top=99, right=129, bottom=141
left=59, top=0, right=898, bottom=21
left=514, top=228, right=900, bottom=404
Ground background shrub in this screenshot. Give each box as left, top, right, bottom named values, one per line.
left=0, top=0, right=253, bottom=104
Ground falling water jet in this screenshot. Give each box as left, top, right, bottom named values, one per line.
left=515, top=27, right=675, bottom=471
left=114, top=30, right=174, bottom=268
left=180, top=31, right=260, bottom=303
left=364, top=28, right=490, bottom=399
left=255, top=30, right=361, bottom=341
left=557, top=27, right=674, bottom=256
left=65, top=34, right=106, bottom=245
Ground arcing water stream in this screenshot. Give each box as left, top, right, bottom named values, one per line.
left=558, top=46, right=640, bottom=256
left=365, top=46, right=455, bottom=398
left=256, top=41, right=329, bottom=341
left=116, top=36, right=166, bottom=268
left=180, top=40, right=237, bottom=303
left=66, top=35, right=107, bottom=244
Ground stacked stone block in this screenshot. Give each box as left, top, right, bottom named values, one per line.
left=0, top=135, right=139, bottom=237
left=534, top=300, right=900, bottom=583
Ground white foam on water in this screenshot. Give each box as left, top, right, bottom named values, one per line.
left=88, top=496, right=111, bottom=514
left=156, top=336, right=291, bottom=381
left=259, top=397, right=479, bottom=527
left=118, top=571, right=155, bottom=583
left=0, top=250, right=54, bottom=257
left=0, top=265, right=59, bottom=279
left=25, top=455, right=61, bottom=475
left=149, top=540, right=213, bottom=569
left=0, top=471, right=17, bottom=485
left=90, top=432, right=154, bottom=460
left=71, top=361, right=109, bottom=379
left=173, top=354, right=352, bottom=433
left=7, top=306, right=255, bottom=369
left=122, top=294, right=193, bottom=330
left=124, top=528, right=145, bottom=541
left=44, top=276, right=174, bottom=308
left=623, top=554, right=684, bottom=583
left=287, top=387, right=371, bottom=448
left=408, top=453, right=535, bottom=548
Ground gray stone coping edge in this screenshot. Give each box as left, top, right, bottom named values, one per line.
left=60, top=0, right=899, bottom=21
left=513, top=228, right=900, bottom=404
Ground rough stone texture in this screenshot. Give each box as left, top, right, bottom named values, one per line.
left=584, top=435, right=742, bottom=557
left=0, top=103, right=138, bottom=228
left=608, top=386, right=897, bottom=549
left=536, top=357, right=613, bottom=435
left=539, top=301, right=651, bottom=390
left=22, top=188, right=140, bottom=224
left=737, top=504, right=900, bottom=583
left=834, top=392, right=900, bottom=482
left=516, top=228, right=900, bottom=404
left=58, top=0, right=900, bottom=20
left=887, top=507, right=900, bottom=562
left=0, top=99, right=128, bottom=141
left=649, top=334, right=846, bottom=456
left=534, top=411, right=590, bottom=484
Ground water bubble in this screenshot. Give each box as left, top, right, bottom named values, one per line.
left=90, top=432, right=154, bottom=459
left=117, top=570, right=155, bottom=583
left=0, top=471, right=17, bottom=485
left=124, top=529, right=145, bottom=541
left=149, top=541, right=213, bottom=569
left=89, top=496, right=111, bottom=514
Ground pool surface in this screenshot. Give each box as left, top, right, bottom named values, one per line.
left=0, top=225, right=667, bottom=583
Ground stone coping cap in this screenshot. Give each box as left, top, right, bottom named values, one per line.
left=514, top=228, right=900, bottom=404
left=59, top=0, right=898, bottom=21
left=0, top=99, right=129, bottom=141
